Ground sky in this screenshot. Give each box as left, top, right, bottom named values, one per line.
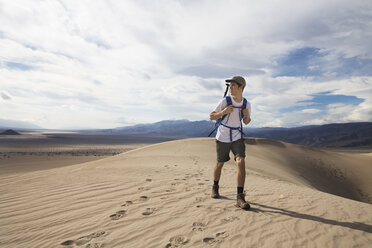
left=1, top=0, right=372, bottom=129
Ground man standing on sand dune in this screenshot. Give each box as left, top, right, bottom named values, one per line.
left=209, top=76, right=251, bottom=210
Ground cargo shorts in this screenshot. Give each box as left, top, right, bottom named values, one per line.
left=216, top=138, right=246, bottom=162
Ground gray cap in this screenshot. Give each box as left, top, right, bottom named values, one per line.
left=225, top=76, right=246, bottom=87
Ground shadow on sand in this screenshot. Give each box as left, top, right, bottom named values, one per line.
left=250, top=202, right=372, bottom=233
left=218, top=195, right=234, bottom=200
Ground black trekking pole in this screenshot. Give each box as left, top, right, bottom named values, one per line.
left=223, top=83, right=230, bottom=97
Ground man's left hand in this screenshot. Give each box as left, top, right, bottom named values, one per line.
left=242, top=109, right=251, bottom=124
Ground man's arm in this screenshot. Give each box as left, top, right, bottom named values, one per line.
left=243, top=115, right=251, bottom=125
left=210, top=105, right=233, bottom=121
left=242, top=109, right=251, bottom=125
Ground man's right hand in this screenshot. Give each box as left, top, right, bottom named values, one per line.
left=209, top=105, right=234, bottom=121
left=223, top=105, right=234, bottom=115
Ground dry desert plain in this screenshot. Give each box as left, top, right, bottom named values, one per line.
left=0, top=132, right=371, bottom=248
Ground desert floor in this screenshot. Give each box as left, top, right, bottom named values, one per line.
left=0, top=136, right=371, bottom=248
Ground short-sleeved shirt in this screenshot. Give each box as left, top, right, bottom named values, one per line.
left=213, top=97, right=251, bottom=143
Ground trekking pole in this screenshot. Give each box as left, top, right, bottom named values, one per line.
left=223, top=83, right=230, bottom=97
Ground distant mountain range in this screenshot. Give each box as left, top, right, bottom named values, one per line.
left=112, top=119, right=213, bottom=137
left=0, top=129, right=20, bottom=135
left=0, top=119, right=41, bottom=129
left=2, top=118, right=371, bottom=148
left=110, top=120, right=372, bottom=148
left=243, top=123, right=372, bottom=148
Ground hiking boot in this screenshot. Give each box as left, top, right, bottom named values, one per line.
left=236, top=193, right=250, bottom=210
left=211, top=185, right=220, bottom=199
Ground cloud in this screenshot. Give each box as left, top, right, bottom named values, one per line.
left=0, top=0, right=371, bottom=129
left=1, top=91, right=12, bottom=100
left=246, top=75, right=372, bottom=127
left=301, top=109, right=321, bottom=114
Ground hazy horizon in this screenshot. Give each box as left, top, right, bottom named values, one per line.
left=1, top=118, right=372, bottom=132
left=1, top=0, right=372, bottom=129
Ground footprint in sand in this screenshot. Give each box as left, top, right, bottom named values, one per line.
left=109, top=210, right=127, bottom=220
left=165, top=235, right=189, bottom=248
left=142, top=208, right=156, bottom=215
left=139, top=196, right=149, bottom=201
left=203, top=237, right=216, bottom=245
left=221, top=216, right=240, bottom=223
left=120, top=196, right=148, bottom=209
left=85, top=244, right=104, bottom=248
left=216, top=231, right=229, bottom=239
left=61, top=231, right=106, bottom=247
left=138, top=187, right=150, bottom=191
left=121, top=201, right=133, bottom=207
left=146, top=178, right=152, bottom=182
left=192, top=222, right=206, bottom=232
left=203, top=232, right=229, bottom=245
left=171, top=179, right=183, bottom=186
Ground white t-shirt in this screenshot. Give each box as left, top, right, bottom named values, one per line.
left=213, top=97, right=251, bottom=143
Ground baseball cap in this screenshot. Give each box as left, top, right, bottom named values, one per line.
left=225, top=76, right=246, bottom=87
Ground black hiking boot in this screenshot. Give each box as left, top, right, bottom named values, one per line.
left=211, top=185, right=220, bottom=199
left=236, top=193, right=250, bottom=210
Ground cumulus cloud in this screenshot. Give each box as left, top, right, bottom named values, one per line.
left=0, top=0, right=371, bottom=128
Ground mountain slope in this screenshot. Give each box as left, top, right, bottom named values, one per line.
left=112, top=121, right=372, bottom=148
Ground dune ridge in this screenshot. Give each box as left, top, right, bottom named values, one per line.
left=1, top=138, right=371, bottom=247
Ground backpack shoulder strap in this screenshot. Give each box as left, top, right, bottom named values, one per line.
left=239, top=98, right=248, bottom=121
left=242, top=98, right=247, bottom=110
left=208, top=96, right=231, bottom=137
left=225, top=96, right=232, bottom=106
left=219, top=96, right=232, bottom=124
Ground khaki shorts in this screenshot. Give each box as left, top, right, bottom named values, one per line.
left=216, top=138, right=246, bottom=162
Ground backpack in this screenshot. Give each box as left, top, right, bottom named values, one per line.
left=208, top=96, right=247, bottom=142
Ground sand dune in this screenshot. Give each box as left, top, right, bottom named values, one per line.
left=0, top=138, right=371, bottom=247
left=244, top=138, right=372, bottom=203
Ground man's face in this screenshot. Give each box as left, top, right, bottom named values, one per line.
left=229, top=82, right=243, bottom=97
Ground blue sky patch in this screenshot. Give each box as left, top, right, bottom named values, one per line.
left=280, top=92, right=364, bottom=114
left=273, top=47, right=326, bottom=77
left=273, top=47, right=372, bottom=78
left=5, top=62, right=33, bottom=71
left=336, top=56, right=372, bottom=77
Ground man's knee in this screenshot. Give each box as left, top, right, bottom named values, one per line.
left=216, top=162, right=224, bottom=168
left=236, top=157, right=245, bottom=165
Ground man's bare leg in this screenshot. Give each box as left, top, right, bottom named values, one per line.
left=212, top=162, right=224, bottom=198
left=214, top=162, right=224, bottom=182
left=236, top=157, right=250, bottom=210
left=236, top=157, right=245, bottom=187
